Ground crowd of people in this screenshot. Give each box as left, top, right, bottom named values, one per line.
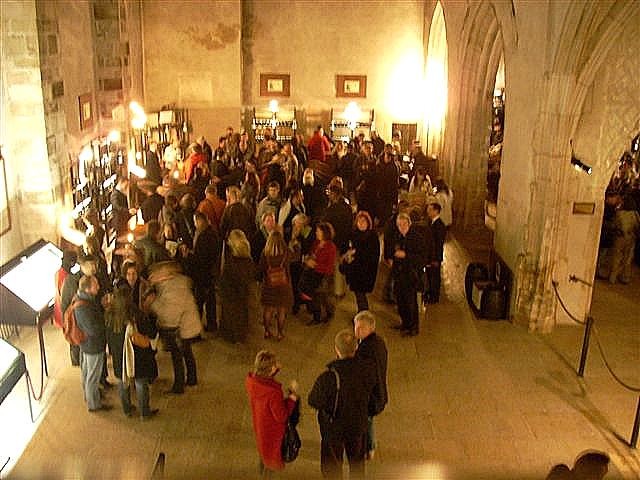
left=54, top=124, right=452, bottom=476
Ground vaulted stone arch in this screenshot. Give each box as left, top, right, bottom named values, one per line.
left=443, top=1, right=506, bottom=229
left=513, top=0, right=640, bottom=331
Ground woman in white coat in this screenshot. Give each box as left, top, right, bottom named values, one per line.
left=147, top=261, right=202, bottom=394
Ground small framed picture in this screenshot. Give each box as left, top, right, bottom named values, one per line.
left=572, top=202, right=596, bottom=215
left=78, top=93, right=94, bottom=130
left=336, top=75, right=367, bottom=98
left=260, top=74, right=290, bottom=97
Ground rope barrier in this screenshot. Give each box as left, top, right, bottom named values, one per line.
left=551, top=281, right=586, bottom=325
left=592, top=324, right=640, bottom=393
left=551, top=280, right=640, bottom=392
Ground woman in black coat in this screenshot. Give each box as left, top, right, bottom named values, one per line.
left=341, top=211, right=380, bottom=312
left=219, top=229, right=256, bottom=343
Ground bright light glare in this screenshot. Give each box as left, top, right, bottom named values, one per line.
left=425, top=58, right=447, bottom=126
left=107, top=130, right=121, bottom=143
left=0, top=243, right=62, bottom=311
left=408, top=462, right=448, bottom=479
left=129, top=164, right=146, bottom=178
left=269, top=99, right=279, bottom=113
left=344, top=102, right=362, bottom=130
left=386, top=49, right=426, bottom=121
left=131, top=114, right=147, bottom=130
left=424, top=1, right=448, bottom=154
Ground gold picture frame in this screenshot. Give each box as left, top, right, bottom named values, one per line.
left=260, top=74, right=290, bottom=97
left=78, top=93, right=94, bottom=131
left=336, top=75, right=367, bottom=98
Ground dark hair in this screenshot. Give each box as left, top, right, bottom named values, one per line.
left=267, top=180, right=281, bottom=190
left=146, top=220, right=161, bottom=239
left=428, top=202, right=442, bottom=213
left=62, top=250, right=78, bottom=273
left=573, top=451, right=610, bottom=479
left=120, top=260, right=138, bottom=278
left=316, top=221, right=334, bottom=241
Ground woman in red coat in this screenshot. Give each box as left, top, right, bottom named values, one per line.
left=245, top=350, right=298, bottom=476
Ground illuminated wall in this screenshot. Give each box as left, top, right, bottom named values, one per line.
left=242, top=0, right=425, bottom=140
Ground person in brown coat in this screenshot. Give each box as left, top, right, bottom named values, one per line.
left=260, top=230, right=293, bottom=340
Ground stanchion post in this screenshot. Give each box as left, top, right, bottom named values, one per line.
left=631, top=396, right=640, bottom=449
left=577, top=316, right=593, bottom=377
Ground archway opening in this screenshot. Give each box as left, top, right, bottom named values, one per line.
left=424, top=1, right=448, bottom=158
left=598, top=135, right=640, bottom=283
left=485, top=55, right=504, bottom=230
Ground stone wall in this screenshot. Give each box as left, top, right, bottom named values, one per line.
left=0, top=0, right=56, bottom=264
left=141, top=0, right=242, bottom=140
left=243, top=0, right=425, bottom=140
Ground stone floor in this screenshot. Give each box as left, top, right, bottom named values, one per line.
left=1, top=229, right=639, bottom=479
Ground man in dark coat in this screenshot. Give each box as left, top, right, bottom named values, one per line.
left=181, top=211, right=222, bottom=332
left=309, top=329, right=376, bottom=479
left=136, top=220, right=170, bottom=275
left=302, top=168, right=327, bottom=225
left=354, top=310, right=388, bottom=460
left=220, top=185, right=255, bottom=240
left=374, top=151, right=399, bottom=226
left=145, top=141, right=163, bottom=185
left=140, top=183, right=165, bottom=224
left=391, top=212, right=427, bottom=336
left=322, top=184, right=353, bottom=255
left=61, top=255, right=105, bottom=366
left=74, top=275, right=109, bottom=411
left=425, top=202, right=446, bottom=304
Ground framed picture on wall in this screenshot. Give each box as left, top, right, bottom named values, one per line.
left=78, top=93, right=93, bottom=130
left=260, top=74, right=290, bottom=97
left=336, top=75, right=367, bottom=98
left=0, top=149, right=11, bottom=236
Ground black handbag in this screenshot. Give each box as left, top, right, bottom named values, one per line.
left=282, top=401, right=301, bottom=463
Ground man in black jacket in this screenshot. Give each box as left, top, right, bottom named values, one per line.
left=309, top=329, right=375, bottom=479
left=354, top=310, right=388, bottom=460
left=391, top=212, right=427, bottom=336
left=181, top=212, right=222, bottom=332
left=425, top=202, right=446, bottom=304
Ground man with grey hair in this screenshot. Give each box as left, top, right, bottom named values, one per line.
left=309, top=328, right=376, bottom=478
left=354, top=310, right=388, bottom=460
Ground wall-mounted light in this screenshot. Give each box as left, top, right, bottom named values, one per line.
left=569, top=140, right=592, bottom=175
left=107, top=130, right=121, bottom=144
left=269, top=100, right=279, bottom=114
left=571, top=155, right=592, bottom=175
left=344, top=101, right=361, bottom=132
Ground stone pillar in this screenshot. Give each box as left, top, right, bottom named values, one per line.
left=0, top=0, right=57, bottom=263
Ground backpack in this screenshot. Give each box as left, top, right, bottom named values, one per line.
left=63, top=298, right=88, bottom=345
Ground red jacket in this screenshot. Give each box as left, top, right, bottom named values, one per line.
left=185, top=152, right=207, bottom=183
left=311, top=240, right=337, bottom=275
left=53, top=267, right=68, bottom=328
left=307, top=132, right=331, bottom=163
left=245, top=373, right=296, bottom=471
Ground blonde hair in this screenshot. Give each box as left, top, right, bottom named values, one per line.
left=227, top=229, right=251, bottom=258
left=264, top=230, right=287, bottom=258
left=335, top=329, right=357, bottom=357
left=226, top=185, right=241, bottom=203
left=253, top=350, right=277, bottom=377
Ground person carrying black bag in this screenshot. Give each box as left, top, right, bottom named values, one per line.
left=308, top=329, right=376, bottom=479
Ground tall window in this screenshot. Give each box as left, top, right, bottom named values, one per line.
left=424, top=1, right=448, bottom=157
